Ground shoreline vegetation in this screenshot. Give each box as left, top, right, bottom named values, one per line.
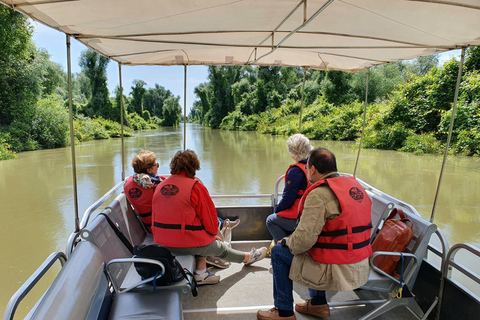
left=1, top=7, right=479, bottom=161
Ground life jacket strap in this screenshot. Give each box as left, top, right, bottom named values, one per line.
left=153, top=222, right=205, bottom=231
left=319, top=222, right=372, bottom=237
left=312, top=238, right=370, bottom=250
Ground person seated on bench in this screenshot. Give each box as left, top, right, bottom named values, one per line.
left=152, top=149, right=267, bottom=285
left=125, top=150, right=165, bottom=232
left=257, top=148, right=372, bottom=320
left=266, top=134, right=313, bottom=244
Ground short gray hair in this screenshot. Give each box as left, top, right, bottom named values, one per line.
left=286, top=134, right=313, bottom=162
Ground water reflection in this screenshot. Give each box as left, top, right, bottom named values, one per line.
left=0, top=123, right=479, bottom=313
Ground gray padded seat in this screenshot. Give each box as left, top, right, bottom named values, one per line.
left=28, top=241, right=109, bottom=320
left=108, top=290, right=182, bottom=320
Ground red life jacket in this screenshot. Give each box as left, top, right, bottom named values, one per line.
left=277, top=162, right=312, bottom=219
left=298, top=176, right=372, bottom=265
left=124, top=176, right=154, bottom=232
left=152, top=175, right=216, bottom=248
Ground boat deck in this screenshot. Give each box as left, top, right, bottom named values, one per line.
left=182, top=240, right=416, bottom=320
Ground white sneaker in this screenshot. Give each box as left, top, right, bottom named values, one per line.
left=225, top=218, right=240, bottom=229
left=244, top=247, right=268, bottom=265
left=194, top=270, right=220, bottom=285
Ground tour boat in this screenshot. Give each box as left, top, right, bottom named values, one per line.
left=2, top=1, right=480, bottom=319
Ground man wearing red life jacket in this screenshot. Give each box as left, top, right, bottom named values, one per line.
left=266, top=134, right=313, bottom=243
left=258, top=148, right=372, bottom=320
left=124, top=150, right=164, bottom=233
left=152, top=150, right=267, bottom=286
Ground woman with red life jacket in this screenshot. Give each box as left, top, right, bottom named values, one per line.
left=124, top=150, right=164, bottom=233
left=257, top=148, right=372, bottom=320
left=152, top=150, right=267, bottom=286
left=266, top=134, right=313, bottom=243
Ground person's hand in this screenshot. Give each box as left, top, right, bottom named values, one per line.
left=215, top=235, right=222, bottom=241
left=278, top=237, right=288, bottom=246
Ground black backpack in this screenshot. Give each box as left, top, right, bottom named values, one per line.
left=133, top=243, right=198, bottom=296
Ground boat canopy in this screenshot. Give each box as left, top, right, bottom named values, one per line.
left=2, top=0, right=480, bottom=71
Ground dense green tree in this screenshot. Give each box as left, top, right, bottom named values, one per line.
left=144, top=84, right=174, bottom=118
left=207, top=66, right=243, bottom=128
left=31, top=97, right=69, bottom=148
left=36, top=49, right=66, bottom=97
left=465, top=47, right=480, bottom=72
left=0, top=6, right=39, bottom=128
left=409, top=55, right=439, bottom=76
left=130, top=79, right=147, bottom=117
left=193, top=82, right=211, bottom=123
left=162, top=96, right=182, bottom=126
left=78, top=49, right=113, bottom=119
left=321, top=70, right=353, bottom=105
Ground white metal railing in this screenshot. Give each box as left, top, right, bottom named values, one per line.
left=80, top=180, right=125, bottom=229
left=3, top=252, right=67, bottom=320
left=436, top=243, right=480, bottom=320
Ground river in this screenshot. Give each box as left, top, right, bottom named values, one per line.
left=1, top=123, right=479, bottom=316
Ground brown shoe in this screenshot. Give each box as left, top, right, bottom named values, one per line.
left=257, top=307, right=296, bottom=320
left=295, top=300, right=330, bottom=318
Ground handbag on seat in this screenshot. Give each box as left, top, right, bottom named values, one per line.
left=371, top=208, right=414, bottom=275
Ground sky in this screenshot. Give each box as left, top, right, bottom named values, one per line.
left=31, top=20, right=461, bottom=116
left=31, top=21, right=209, bottom=116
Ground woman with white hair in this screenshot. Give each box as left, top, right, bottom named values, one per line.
left=266, top=134, right=313, bottom=243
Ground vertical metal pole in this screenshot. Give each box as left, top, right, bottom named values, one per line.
left=183, top=65, right=187, bottom=151
left=353, top=68, right=370, bottom=177
left=67, top=35, right=80, bottom=232
left=299, top=68, right=306, bottom=133
left=430, top=48, right=466, bottom=223
left=119, top=64, right=125, bottom=181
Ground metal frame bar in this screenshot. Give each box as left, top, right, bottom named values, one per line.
left=430, top=48, right=466, bottom=223
left=119, top=63, right=126, bottom=181
left=298, top=68, right=306, bottom=133
left=79, top=180, right=125, bottom=229
left=184, top=65, right=187, bottom=150
left=436, top=243, right=480, bottom=320
left=3, top=252, right=67, bottom=320
left=66, top=35, right=80, bottom=232
left=354, top=68, right=370, bottom=177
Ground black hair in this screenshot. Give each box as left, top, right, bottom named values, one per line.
left=307, top=148, right=337, bottom=174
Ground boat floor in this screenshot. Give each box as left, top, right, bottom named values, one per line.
left=181, top=241, right=416, bottom=320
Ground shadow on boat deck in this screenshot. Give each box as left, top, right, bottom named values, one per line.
left=181, top=241, right=416, bottom=320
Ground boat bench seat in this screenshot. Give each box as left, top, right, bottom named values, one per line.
left=28, top=241, right=111, bottom=320
left=358, top=208, right=438, bottom=320
left=28, top=240, right=184, bottom=320
left=80, top=211, right=195, bottom=319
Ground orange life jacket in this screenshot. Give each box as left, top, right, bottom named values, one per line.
left=124, top=176, right=154, bottom=232
left=277, top=162, right=312, bottom=219
left=298, top=176, right=372, bottom=264
left=152, top=175, right=216, bottom=248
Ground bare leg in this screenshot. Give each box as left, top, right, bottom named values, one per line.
left=195, top=256, right=207, bottom=270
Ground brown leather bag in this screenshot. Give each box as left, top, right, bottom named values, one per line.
left=371, top=208, right=414, bottom=275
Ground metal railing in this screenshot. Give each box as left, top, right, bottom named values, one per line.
left=436, top=243, right=480, bottom=320
left=79, top=180, right=125, bottom=229
left=3, top=252, right=67, bottom=320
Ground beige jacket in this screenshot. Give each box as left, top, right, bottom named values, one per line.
left=286, top=173, right=370, bottom=291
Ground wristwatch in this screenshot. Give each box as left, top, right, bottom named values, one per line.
left=280, top=238, right=287, bottom=247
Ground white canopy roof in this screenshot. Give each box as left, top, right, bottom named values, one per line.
left=2, top=0, right=480, bottom=71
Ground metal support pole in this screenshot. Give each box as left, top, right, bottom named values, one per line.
left=119, top=63, right=125, bottom=181
left=430, top=48, right=466, bottom=223
left=67, top=35, right=80, bottom=232
left=354, top=68, right=370, bottom=177
left=299, top=68, right=306, bottom=133
left=183, top=65, right=187, bottom=151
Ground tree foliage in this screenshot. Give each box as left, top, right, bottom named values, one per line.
left=0, top=6, right=39, bottom=127
left=78, top=49, right=114, bottom=120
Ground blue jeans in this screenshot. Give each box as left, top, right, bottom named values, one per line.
left=266, top=213, right=297, bottom=243
left=271, top=244, right=326, bottom=311
left=218, top=217, right=224, bottom=229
